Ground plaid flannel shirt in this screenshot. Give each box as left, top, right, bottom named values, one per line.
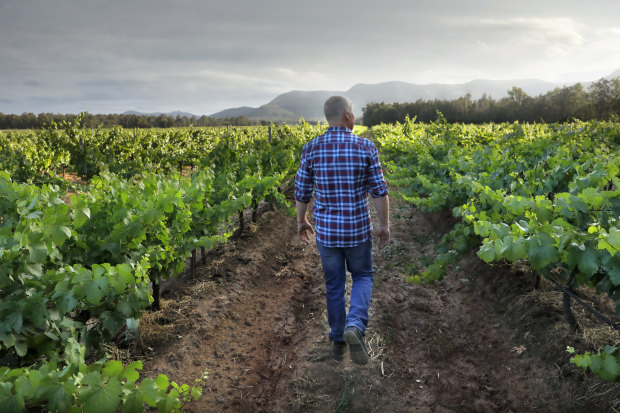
left=294, top=127, right=388, bottom=248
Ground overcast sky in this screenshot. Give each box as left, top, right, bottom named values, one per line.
left=1, top=0, right=619, bottom=115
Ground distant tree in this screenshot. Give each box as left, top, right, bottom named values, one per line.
left=588, top=78, right=620, bottom=119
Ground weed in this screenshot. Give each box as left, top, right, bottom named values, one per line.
left=335, top=375, right=355, bottom=412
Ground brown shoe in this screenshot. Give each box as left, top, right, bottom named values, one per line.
left=343, top=326, right=368, bottom=365
left=331, top=340, right=347, bottom=361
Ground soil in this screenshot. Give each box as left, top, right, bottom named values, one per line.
left=124, top=190, right=620, bottom=413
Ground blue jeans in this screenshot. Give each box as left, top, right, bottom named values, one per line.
left=316, top=237, right=373, bottom=342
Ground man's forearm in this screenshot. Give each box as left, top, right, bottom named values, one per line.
left=296, top=200, right=309, bottom=223
left=373, top=195, right=389, bottom=227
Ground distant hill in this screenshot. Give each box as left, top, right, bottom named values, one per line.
left=210, top=79, right=559, bottom=121
left=123, top=110, right=198, bottom=118
left=210, top=69, right=620, bottom=122
left=607, top=69, right=620, bottom=79
left=205, top=106, right=255, bottom=118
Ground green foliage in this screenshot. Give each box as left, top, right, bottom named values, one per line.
left=568, top=346, right=620, bottom=382
left=0, top=348, right=203, bottom=412
left=0, top=122, right=319, bottom=411
left=377, top=119, right=620, bottom=382
left=0, top=120, right=317, bottom=181
left=377, top=119, right=619, bottom=283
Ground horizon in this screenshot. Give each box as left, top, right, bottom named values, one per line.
left=3, top=72, right=618, bottom=118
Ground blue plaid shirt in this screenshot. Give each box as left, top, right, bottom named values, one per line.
left=295, top=127, right=388, bottom=248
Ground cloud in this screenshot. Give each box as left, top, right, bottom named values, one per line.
left=1, top=1, right=619, bottom=114
left=461, top=17, right=585, bottom=55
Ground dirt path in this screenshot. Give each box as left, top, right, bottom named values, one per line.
left=131, top=192, right=619, bottom=412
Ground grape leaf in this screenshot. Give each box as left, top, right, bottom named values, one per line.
left=527, top=233, right=559, bottom=270
left=77, top=373, right=122, bottom=413
left=26, top=242, right=47, bottom=264
left=139, top=378, right=161, bottom=407
left=477, top=241, right=496, bottom=263
left=102, top=360, right=123, bottom=380
left=0, top=382, right=23, bottom=413
left=73, top=207, right=91, bottom=229
left=49, top=225, right=72, bottom=246
left=155, top=374, right=169, bottom=392
left=577, top=248, right=599, bottom=277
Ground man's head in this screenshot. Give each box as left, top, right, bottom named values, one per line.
left=324, top=96, right=354, bottom=129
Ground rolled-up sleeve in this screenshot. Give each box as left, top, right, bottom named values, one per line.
left=295, top=144, right=314, bottom=203
left=368, top=145, right=388, bottom=198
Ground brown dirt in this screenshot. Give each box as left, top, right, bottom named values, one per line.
left=124, top=191, right=620, bottom=412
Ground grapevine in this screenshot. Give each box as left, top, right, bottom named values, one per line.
left=375, top=117, right=620, bottom=381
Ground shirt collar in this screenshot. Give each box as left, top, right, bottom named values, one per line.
left=327, top=126, right=352, bottom=132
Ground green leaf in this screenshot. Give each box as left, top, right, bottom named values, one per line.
left=157, top=392, right=181, bottom=413
left=47, top=381, right=76, bottom=412
left=527, top=233, right=559, bottom=270
left=144, top=209, right=159, bottom=226
left=63, top=338, right=85, bottom=368
left=26, top=242, right=47, bottom=264
left=600, top=354, right=620, bottom=381
left=566, top=244, right=583, bottom=270
left=7, top=313, right=23, bottom=332
left=57, top=292, right=78, bottom=314
left=122, top=361, right=142, bottom=383
left=24, top=263, right=43, bottom=277
left=13, top=374, right=34, bottom=401
left=534, top=197, right=553, bottom=223
left=609, top=267, right=620, bottom=286
left=74, top=207, right=91, bottom=229
left=102, top=360, right=123, bottom=380
left=122, top=393, right=144, bottom=413
left=85, top=277, right=108, bottom=306
left=581, top=187, right=604, bottom=209
left=100, top=312, right=122, bottom=333
left=477, top=241, right=496, bottom=263
left=117, top=264, right=134, bottom=287
left=49, top=225, right=72, bottom=245
left=515, top=220, right=529, bottom=233
left=571, top=353, right=591, bottom=369
left=190, top=385, right=202, bottom=400
left=138, top=378, right=160, bottom=407
left=29, top=302, right=48, bottom=328
left=117, top=299, right=137, bottom=318
left=14, top=336, right=27, bottom=357
left=607, top=227, right=620, bottom=252
left=507, top=237, right=527, bottom=261
left=0, top=382, right=23, bottom=413
left=155, top=374, right=169, bottom=392
left=77, top=374, right=123, bottom=413
left=0, top=332, right=16, bottom=348
left=26, top=211, right=42, bottom=219
left=577, top=248, right=599, bottom=277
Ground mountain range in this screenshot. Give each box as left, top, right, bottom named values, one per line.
left=126, top=69, right=620, bottom=121
left=210, top=69, right=620, bottom=122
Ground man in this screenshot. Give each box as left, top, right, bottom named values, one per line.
left=295, top=95, right=390, bottom=365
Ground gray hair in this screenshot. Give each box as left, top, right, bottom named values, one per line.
left=324, top=96, right=353, bottom=125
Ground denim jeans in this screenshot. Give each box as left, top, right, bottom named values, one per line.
left=316, top=237, right=373, bottom=342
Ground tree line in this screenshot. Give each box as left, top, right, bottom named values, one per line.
left=362, top=77, right=620, bottom=126
left=0, top=112, right=261, bottom=130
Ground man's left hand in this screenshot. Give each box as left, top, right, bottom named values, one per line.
left=375, top=224, right=390, bottom=250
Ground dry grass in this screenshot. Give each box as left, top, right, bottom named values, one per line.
left=139, top=296, right=194, bottom=346
left=509, top=285, right=620, bottom=350
left=102, top=342, right=133, bottom=364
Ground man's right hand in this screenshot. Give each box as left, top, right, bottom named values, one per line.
left=298, top=219, right=315, bottom=244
